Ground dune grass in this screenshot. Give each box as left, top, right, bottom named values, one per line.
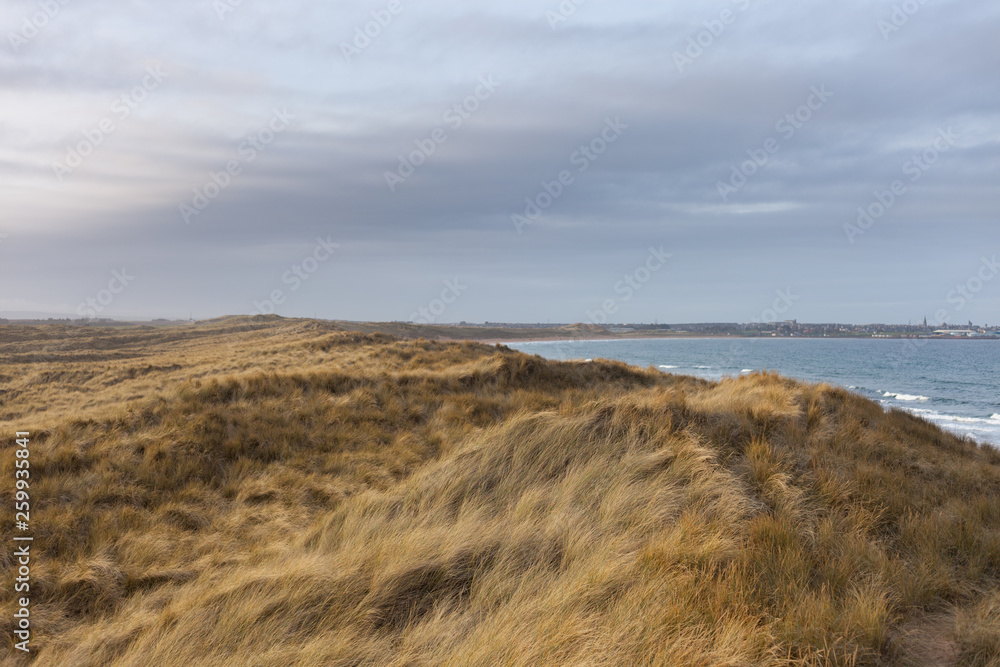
left=1, top=319, right=999, bottom=665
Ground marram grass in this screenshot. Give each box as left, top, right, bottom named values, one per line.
left=2, top=318, right=999, bottom=666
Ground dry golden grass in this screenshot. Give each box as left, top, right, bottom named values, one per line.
left=2, top=318, right=999, bottom=665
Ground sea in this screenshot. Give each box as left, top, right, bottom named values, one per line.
left=507, top=338, right=1000, bottom=446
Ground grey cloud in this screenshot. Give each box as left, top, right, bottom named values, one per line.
left=1, top=0, right=998, bottom=323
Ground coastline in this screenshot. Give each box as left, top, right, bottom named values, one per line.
left=481, top=335, right=714, bottom=345
left=482, top=335, right=1000, bottom=345
left=492, top=336, right=1000, bottom=447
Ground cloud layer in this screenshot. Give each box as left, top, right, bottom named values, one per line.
left=1, top=0, right=998, bottom=324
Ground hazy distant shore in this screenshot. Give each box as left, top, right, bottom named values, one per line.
left=1, top=315, right=996, bottom=344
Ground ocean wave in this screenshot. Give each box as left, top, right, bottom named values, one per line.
left=883, top=392, right=930, bottom=402
left=658, top=365, right=677, bottom=369
left=944, top=416, right=995, bottom=424
left=907, top=408, right=1000, bottom=426
left=992, top=414, right=1000, bottom=422
left=741, top=369, right=754, bottom=374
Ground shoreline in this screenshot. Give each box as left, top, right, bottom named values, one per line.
left=487, top=337, right=1000, bottom=448
left=480, top=336, right=713, bottom=344
left=480, top=335, right=1000, bottom=345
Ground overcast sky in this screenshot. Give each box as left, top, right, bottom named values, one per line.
left=1, top=0, right=998, bottom=324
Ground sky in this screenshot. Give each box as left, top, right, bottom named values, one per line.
left=1, top=0, right=998, bottom=325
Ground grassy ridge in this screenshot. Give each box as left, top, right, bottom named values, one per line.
left=2, top=320, right=1000, bottom=665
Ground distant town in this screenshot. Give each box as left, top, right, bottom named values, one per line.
left=455, top=320, right=1000, bottom=339
left=1, top=316, right=998, bottom=340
